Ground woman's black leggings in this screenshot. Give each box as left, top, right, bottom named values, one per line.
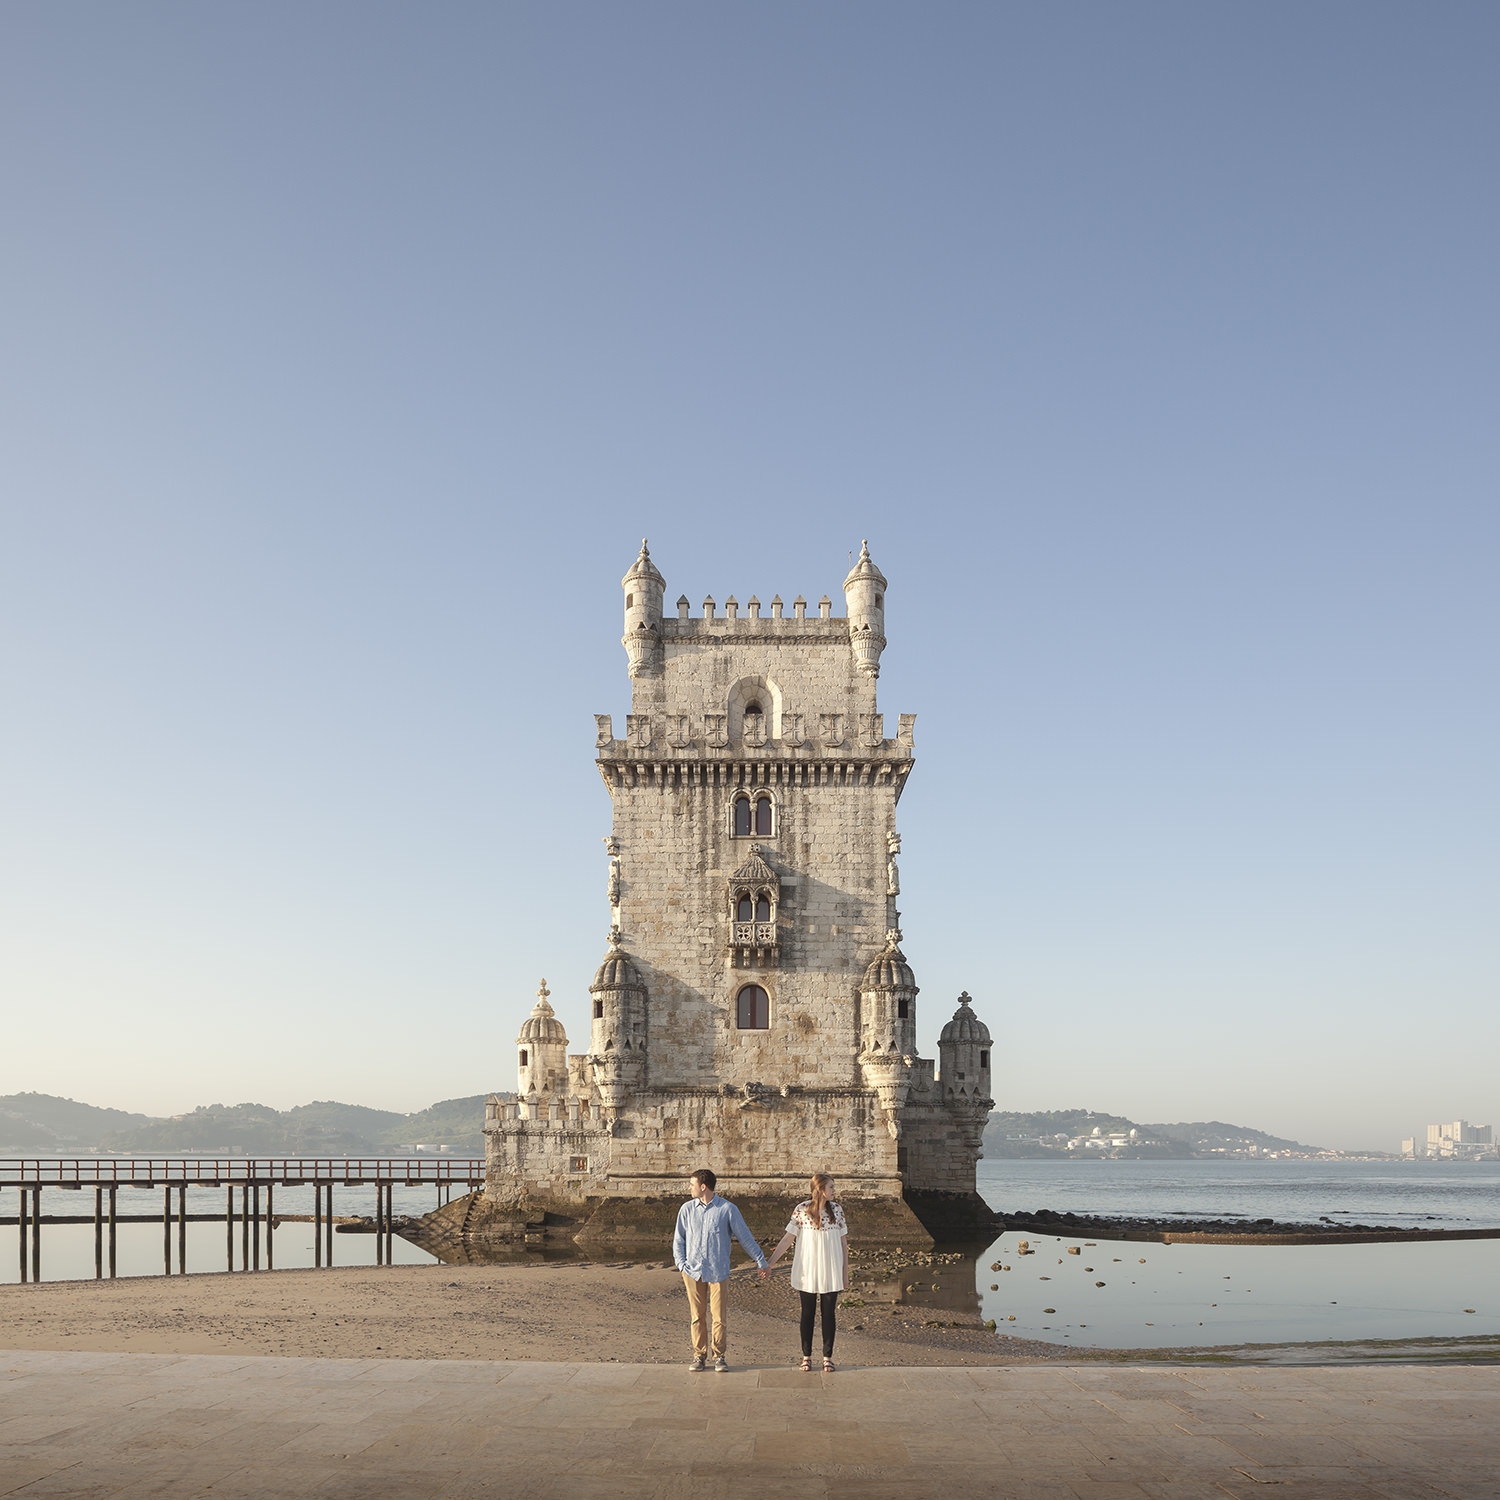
left=799, top=1289, right=838, bottom=1358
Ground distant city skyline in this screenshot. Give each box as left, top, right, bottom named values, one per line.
left=2, top=5, right=1496, bottom=1152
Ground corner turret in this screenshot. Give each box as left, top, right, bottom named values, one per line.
left=588, top=934, right=648, bottom=1114
left=516, top=979, right=569, bottom=1098
left=858, top=932, right=919, bottom=1137
left=937, top=992, right=992, bottom=1108
left=622, top=539, right=665, bottom=677
left=842, top=540, right=887, bottom=678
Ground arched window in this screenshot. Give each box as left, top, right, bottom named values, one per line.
left=736, top=892, right=753, bottom=923
left=755, top=795, right=772, bottom=835
left=754, top=893, right=770, bottom=923
left=736, top=984, right=769, bottom=1030
left=744, top=700, right=762, bottom=715
left=733, top=795, right=752, bottom=836
left=625, top=593, right=634, bottom=608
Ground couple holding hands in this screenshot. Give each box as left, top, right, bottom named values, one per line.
left=672, top=1168, right=848, bottom=1373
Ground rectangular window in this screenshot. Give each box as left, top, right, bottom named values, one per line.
left=593, top=1000, right=604, bottom=1019
left=519, top=1049, right=528, bottom=1066
left=980, top=1050, right=989, bottom=1068
left=570, top=1157, right=588, bottom=1172
left=897, top=999, right=909, bottom=1019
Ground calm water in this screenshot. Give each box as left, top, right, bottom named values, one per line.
left=976, top=1157, right=1500, bottom=1229
left=2, top=1180, right=444, bottom=1285
left=945, top=1160, right=1500, bottom=1348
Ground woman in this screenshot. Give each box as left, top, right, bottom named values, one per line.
left=765, top=1172, right=849, bottom=1371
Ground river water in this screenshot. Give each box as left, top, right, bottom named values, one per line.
left=6, top=1159, right=1497, bottom=1349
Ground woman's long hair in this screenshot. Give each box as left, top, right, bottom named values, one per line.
left=807, top=1173, right=837, bottom=1230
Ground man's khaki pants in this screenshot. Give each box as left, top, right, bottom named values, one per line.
left=681, top=1272, right=728, bottom=1359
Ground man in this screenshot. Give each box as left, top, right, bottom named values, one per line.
left=672, top=1168, right=768, bottom=1372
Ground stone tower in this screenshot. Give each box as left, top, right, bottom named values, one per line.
left=483, top=540, right=994, bottom=1240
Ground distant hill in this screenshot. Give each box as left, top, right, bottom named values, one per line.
left=984, top=1109, right=1192, bottom=1158
left=1140, top=1120, right=1325, bottom=1155
left=377, top=1095, right=497, bottom=1154
left=983, top=1109, right=1324, bottom=1158
left=0, top=1092, right=151, bottom=1150
left=5, top=1091, right=504, bottom=1155
left=102, top=1100, right=407, bottom=1154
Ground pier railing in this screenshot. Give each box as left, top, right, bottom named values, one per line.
left=0, top=1158, right=486, bottom=1187
left=6, top=1158, right=488, bottom=1283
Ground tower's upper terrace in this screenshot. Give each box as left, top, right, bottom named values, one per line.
left=606, top=539, right=909, bottom=769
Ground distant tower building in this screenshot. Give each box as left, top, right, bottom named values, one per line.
left=483, top=540, right=995, bottom=1240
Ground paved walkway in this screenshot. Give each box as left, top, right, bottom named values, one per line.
left=2, top=1350, right=1497, bottom=1499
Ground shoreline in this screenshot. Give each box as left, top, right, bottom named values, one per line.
left=3, top=1260, right=1497, bottom=1367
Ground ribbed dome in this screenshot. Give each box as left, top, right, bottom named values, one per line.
left=590, top=944, right=645, bottom=993
left=517, top=980, right=568, bottom=1044
left=842, top=538, right=887, bottom=589
left=861, top=941, right=917, bottom=993
left=939, top=991, right=990, bottom=1044
left=622, top=538, right=664, bottom=587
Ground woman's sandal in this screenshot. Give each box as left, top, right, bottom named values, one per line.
left=823, top=1357, right=836, bottom=1373
left=798, top=1356, right=811, bottom=1372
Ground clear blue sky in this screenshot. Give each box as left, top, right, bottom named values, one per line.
left=2, top=4, right=1495, bottom=1151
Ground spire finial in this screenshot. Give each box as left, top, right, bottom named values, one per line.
left=860, top=538, right=870, bottom=557
left=538, top=978, right=550, bottom=1001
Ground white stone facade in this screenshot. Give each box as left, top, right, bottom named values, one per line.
left=485, top=541, right=993, bottom=1220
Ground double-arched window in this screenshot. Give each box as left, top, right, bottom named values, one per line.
left=736, top=984, right=769, bottom=1030
left=733, top=793, right=773, bottom=837
left=735, top=891, right=772, bottom=924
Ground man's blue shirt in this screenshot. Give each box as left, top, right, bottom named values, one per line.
left=673, top=1195, right=766, bottom=1282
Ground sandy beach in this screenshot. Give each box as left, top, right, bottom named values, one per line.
left=0, top=1261, right=1048, bottom=1367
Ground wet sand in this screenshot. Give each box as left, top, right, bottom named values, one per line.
left=0, top=1262, right=1031, bottom=1366
left=4, top=1261, right=1498, bottom=1369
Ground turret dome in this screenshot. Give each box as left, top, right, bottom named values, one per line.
left=939, top=991, right=990, bottom=1045
left=591, top=940, right=645, bottom=993
left=861, top=939, right=917, bottom=993
left=842, top=539, right=887, bottom=590
left=622, top=538, right=664, bottom=588
left=516, top=979, right=568, bottom=1044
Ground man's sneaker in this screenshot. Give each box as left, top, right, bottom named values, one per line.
left=689, top=1354, right=706, bottom=1372
left=712, top=1356, right=728, bottom=1373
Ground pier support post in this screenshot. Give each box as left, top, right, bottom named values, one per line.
left=108, top=1186, right=117, bottom=1278
left=178, top=1184, right=187, bottom=1274
left=314, top=1184, right=323, bottom=1268
left=31, top=1188, right=40, bottom=1282
left=226, top=1186, right=234, bottom=1271
left=265, top=1183, right=274, bottom=1270
left=163, top=1185, right=171, bottom=1275
left=18, top=1186, right=27, bottom=1284
left=252, top=1184, right=260, bottom=1270
left=241, top=1184, right=249, bottom=1270
left=95, top=1187, right=103, bottom=1279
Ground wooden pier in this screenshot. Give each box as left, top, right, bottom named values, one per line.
left=2, top=1158, right=485, bottom=1281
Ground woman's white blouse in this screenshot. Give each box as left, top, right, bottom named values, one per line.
left=786, top=1200, right=848, bottom=1293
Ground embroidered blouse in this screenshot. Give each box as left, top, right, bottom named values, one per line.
left=785, top=1199, right=848, bottom=1294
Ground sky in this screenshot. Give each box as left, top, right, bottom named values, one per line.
left=1, top=3, right=1496, bottom=1152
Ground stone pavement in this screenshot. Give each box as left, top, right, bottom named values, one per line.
left=1, top=1350, right=1498, bottom=1499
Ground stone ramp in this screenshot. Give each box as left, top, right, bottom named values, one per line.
left=2, top=1349, right=1497, bottom=1497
